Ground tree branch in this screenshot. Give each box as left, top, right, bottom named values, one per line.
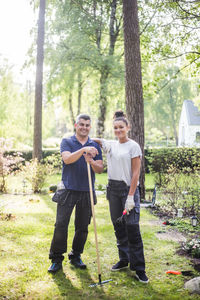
left=156, top=56, right=200, bottom=93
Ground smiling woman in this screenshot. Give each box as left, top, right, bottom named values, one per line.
left=0, top=0, right=35, bottom=69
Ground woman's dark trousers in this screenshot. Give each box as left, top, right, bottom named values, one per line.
left=107, top=180, right=145, bottom=271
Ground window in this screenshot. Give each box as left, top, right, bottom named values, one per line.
left=196, top=132, right=200, bottom=143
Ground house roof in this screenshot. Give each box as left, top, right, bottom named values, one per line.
left=184, top=100, right=200, bottom=125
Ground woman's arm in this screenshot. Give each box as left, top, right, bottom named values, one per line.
left=91, top=138, right=102, bottom=147
left=124, top=156, right=141, bottom=213
left=128, top=157, right=141, bottom=195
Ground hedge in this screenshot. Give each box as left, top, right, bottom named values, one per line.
left=5, top=149, right=60, bottom=161
left=5, top=147, right=200, bottom=174
left=145, top=147, right=200, bottom=174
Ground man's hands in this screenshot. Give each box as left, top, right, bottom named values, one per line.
left=83, top=146, right=98, bottom=158
left=83, top=153, right=93, bottom=162
left=83, top=150, right=104, bottom=174
left=124, top=195, right=135, bottom=215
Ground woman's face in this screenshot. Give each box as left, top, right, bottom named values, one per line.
left=113, top=120, right=129, bottom=140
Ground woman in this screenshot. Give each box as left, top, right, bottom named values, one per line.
left=93, top=110, right=148, bottom=283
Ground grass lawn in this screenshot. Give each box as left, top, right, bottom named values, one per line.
left=0, top=174, right=199, bottom=300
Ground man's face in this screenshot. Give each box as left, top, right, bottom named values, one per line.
left=75, top=118, right=91, bottom=138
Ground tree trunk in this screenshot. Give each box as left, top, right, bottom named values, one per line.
left=123, top=0, right=145, bottom=200
left=97, top=0, right=119, bottom=137
left=97, top=68, right=109, bottom=137
left=77, top=71, right=82, bottom=116
left=33, top=0, right=46, bottom=160
left=68, top=91, right=75, bottom=131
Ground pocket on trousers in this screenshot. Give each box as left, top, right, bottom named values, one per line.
left=52, top=189, right=70, bottom=205
left=134, top=206, right=140, bottom=214
left=126, top=207, right=140, bottom=225
left=106, top=185, right=110, bottom=200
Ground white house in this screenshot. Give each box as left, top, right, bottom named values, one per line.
left=178, top=100, right=200, bottom=146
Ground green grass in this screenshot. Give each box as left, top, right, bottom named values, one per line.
left=96, top=173, right=108, bottom=186
left=0, top=181, right=199, bottom=299
left=145, top=173, right=155, bottom=190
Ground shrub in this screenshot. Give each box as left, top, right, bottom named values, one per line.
left=160, top=166, right=200, bottom=218
left=5, top=149, right=60, bottom=162
left=146, top=147, right=200, bottom=185
left=0, top=138, right=24, bottom=193
left=21, top=159, right=48, bottom=193
left=182, top=238, right=200, bottom=258
left=44, top=153, right=62, bottom=173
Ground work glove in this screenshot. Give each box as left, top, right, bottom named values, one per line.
left=124, top=195, right=135, bottom=215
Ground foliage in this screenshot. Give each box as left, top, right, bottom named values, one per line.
left=0, top=138, right=24, bottom=193
left=44, top=153, right=62, bottom=173
left=182, top=238, right=200, bottom=259
left=1, top=1, right=200, bottom=149
left=159, top=218, right=200, bottom=235
left=0, top=191, right=197, bottom=299
left=0, top=58, right=35, bottom=148
left=144, top=65, right=197, bottom=145
left=142, top=0, right=200, bottom=74
left=45, top=0, right=124, bottom=136
left=146, top=147, right=200, bottom=184
left=5, top=149, right=60, bottom=162
left=21, top=159, right=48, bottom=193
left=159, top=166, right=200, bottom=218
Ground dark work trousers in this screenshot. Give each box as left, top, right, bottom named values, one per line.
left=49, top=190, right=93, bottom=263
left=107, top=180, right=145, bottom=271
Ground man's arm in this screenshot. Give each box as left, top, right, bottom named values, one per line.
left=83, top=154, right=104, bottom=174
left=62, top=146, right=98, bottom=165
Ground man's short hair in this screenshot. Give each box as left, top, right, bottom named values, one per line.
left=75, top=114, right=91, bottom=124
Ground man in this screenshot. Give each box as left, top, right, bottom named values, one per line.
left=48, top=114, right=103, bottom=273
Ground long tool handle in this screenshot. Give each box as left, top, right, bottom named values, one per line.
left=87, top=162, right=101, bottom=281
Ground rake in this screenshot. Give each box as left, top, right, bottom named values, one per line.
left=87, top=162, right=112, bottom=287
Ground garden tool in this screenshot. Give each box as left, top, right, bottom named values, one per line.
left=166, top=270, right=194, bottom=276
left=116, top=209, right=127, bottom=224
left=87, top=162, right=112, bottom=287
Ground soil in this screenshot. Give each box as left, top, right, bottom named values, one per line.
left=156, top=229, right=187, bottom=242
left=146, top=208, right=200, bottom=274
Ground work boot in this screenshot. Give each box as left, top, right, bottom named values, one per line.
left=135, top=271, right=149, bottom=283
left=69, top=256, right=86, bottom=269
left=48, top=262, right=62, bottom=273
left=111, top=260, right=129, bottom=272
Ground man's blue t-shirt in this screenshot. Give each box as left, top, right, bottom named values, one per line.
left=60, top=135, right=102, bottom=191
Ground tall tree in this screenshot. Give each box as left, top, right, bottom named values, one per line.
left=45, top=0, right=123, bottom=137
left=123, top=0, right=145, bottom=199
left=33, top=0, right=46, bottom=160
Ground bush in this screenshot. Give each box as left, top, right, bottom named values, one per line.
left=21, top=159, right=48, bottom=193
left=5, top=149, right=60, bottom=162
left=0, top=138, right=24, bottom=193
left=182, top=238, right=200, bottom=258
left=159, top=166, right=200, bottom=218
left=44, top=153, right=62, bottom=173
left=145, top=147, right=200, bottom=185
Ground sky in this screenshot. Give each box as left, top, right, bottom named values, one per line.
left=0, top=0, right=36, bottom=78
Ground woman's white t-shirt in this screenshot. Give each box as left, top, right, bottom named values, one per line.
left=102, top=139, right=142, bottom=186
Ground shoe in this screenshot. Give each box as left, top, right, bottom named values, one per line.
left=48, top=262, right=62, bottom=273
left=70, top=256, right=86, bottom=269
left=135, top=271, right=149, bottom=283
left=111, top=261, right=129, bottom=272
